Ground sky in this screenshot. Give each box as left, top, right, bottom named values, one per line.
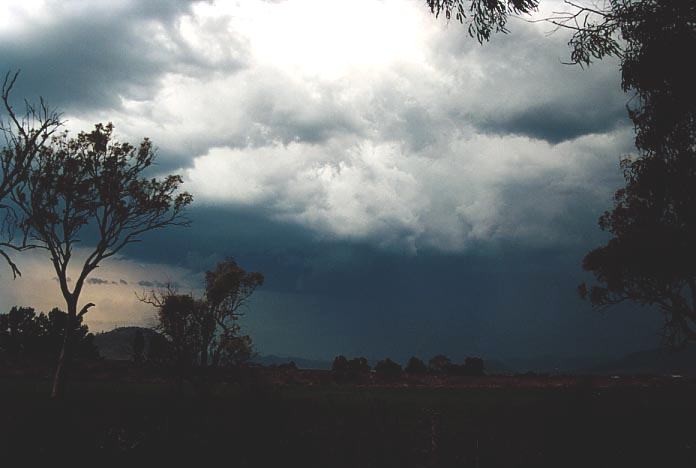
left=0, top=0, right=664, bottom=363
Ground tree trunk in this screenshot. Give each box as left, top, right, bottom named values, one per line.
left=50, top=303, right=76, bottom=399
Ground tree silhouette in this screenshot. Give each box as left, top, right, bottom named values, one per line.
left=6, top=121, right=192, bottom=397
left=428, top=354, right=451, bottom=374
left=332, top=355, right=349, bottom=373
left=375, top=358, right=402, bottom=380
left=405, top=356, right=428, bottom=374
left=0, top=306, right=98, bottom=359
left=581, top=155, right=696, bottom=347
left=580, top=3, right=696, bottom=347
left=0, top=71, right=62, bottom=277
left=347, top=357, right=370, bottom=373
left=151, top=292, right=204, bottom=372
left=201, top=258, right=264, bottom=366
left=141, top=259, right=262, bottom=369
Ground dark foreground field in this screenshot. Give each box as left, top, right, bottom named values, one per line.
left=2, top=369, right=696, bottom=467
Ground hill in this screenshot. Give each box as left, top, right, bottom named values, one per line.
left=93, top=327, right=158, bottom=360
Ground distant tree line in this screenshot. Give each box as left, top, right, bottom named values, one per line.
left=331, top=354, right=484, bottom=382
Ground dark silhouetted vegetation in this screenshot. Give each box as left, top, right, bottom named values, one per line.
left=332, top=355, right=371, bottom=383
left=140, top=258, right=262, bottom=375
left=375, top=358, right=402, bottom=380
left=429, top=354, right=452, bottom=374
left=580, top=3, right=696, bottom=348
left=0, top=306, right=98, bottom=360
left=332, top=355, right=349, bottom=373
left=405, top=356, right=428, bottom=374
left=347, top=357, right=370, bottom=373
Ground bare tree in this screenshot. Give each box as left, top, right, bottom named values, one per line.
left=0, top=71, right=62, bottom=277
left=8, top=121, right=192, bottom=398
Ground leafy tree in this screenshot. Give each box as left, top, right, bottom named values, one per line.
left=0, top=306, right=41, bottom=355
left=0, top=71, right=62, bottom=277
left=405, top=356, right=428, bottom=374
left=580, top=155, right=696, bottom=347
left=142, top=259, right=263, bottom=369
left=216, top=332, right=253, bottom=367
left=579, top=3, right=696, bottom=347
left=200, top=258, right=264, bottom=366
left=374, top=358, right=402, bottom=380
left=0, top=306, right=98, bottom=359
left=151, top=292, right=204, bottom=371
left=347, top=357, right=370, bottom=373
left=428, top=354, right=451, bottom=374
left=6, top=121, right=192, bottom=398
left=332, top=355, right=349, bottom=373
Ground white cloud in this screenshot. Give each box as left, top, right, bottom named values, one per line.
left=3, top=0, right=631, bottom=252
left=185, top=127, right=633, bottom=251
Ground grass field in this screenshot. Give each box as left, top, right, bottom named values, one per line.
left=2, top=372, right=696, bottom=466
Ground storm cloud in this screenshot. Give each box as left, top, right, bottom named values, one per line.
left=0, top=0, right=658, bottom=360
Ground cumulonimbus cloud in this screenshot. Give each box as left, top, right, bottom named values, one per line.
left=1, top=0, right=631, bottom=253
